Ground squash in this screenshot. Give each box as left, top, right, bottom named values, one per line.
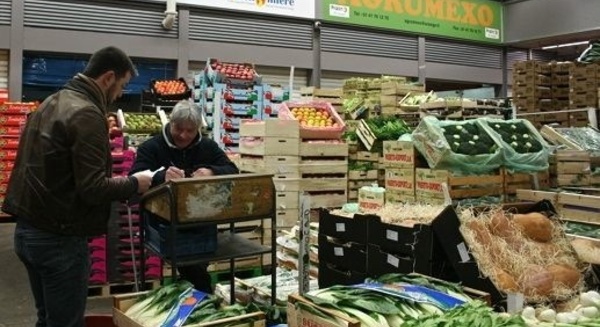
left=493, top=268, right=519, bottom=293
left=547, top=264, right=581, bottom=289
left=512, top=212, right=554, bottom=242
left=490, top=210, right=514, bottom=238
left=519, top=264, right=554, bottom=298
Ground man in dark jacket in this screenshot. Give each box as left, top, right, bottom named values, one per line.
left=129, top=100, right=239, bottom=293
left=2, top=46, right=152, bottom=327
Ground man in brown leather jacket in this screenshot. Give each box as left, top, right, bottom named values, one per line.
left=2, top=46, right=152, bottom=327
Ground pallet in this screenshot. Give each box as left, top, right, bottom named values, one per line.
left=87, top=280, right=160, bottom=298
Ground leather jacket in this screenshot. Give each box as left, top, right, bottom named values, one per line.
left=2, top=74, right=139, bottom=236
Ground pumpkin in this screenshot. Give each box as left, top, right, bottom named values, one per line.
left=547, top=264, right=581, bottom=289
left=512, top=212, right=554, bottom=242
left=519, top=264, right=554, bottom=297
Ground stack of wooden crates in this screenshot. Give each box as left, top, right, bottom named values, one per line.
left=300, top=87, right=344, bottom=114
left=238, top=119, right=349, bottom=229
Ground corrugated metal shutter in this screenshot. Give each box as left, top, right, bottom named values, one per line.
left=507, top=48, right=529, bottom=69
left=425, top=39, right=502, bottom=69
left=0, top=50, right=7, bottom=89
left=531, top=49, right=558, bottom=62
left=188, top=62, right=308, bottom=91
left=0, top=0, right=10, bottom=25
left=320, top=71, right=379, bottom=89
left=189, top=10, right=312, bottom=49
left=321, top=26, right=418, bottom=60
left=256, top=66, right=308, bottom=91
left=24, top=0, right=178, bottom=38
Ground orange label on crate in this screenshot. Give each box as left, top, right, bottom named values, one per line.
left=0, top=171, right=10, bottom=182
left=416, top=181, right=443, bottom=192
left=0, top=114, right=28, bottom=127
left=0, top=126, right=22, bottom=135
left=0, top=150, right=17, bottom=161
left=0, top=102, right=37, bottom=114
left=0, top=161, right=14, bottom=171
left=0, top=138, right=19, bottom=149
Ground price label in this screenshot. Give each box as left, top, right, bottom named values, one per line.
left=507, top=293, right=524, bottom=314
left=387, top=254, right=400, bottom=267
left=334, top=247, right=344, bottom=256
left=386, top=229, right=398, bottom=241
left=457, top=242, right=470, bottom=263
left=336, top=223, right=346, bottom=232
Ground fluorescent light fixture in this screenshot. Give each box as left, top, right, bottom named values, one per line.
left=542, top=41, right=589, bottom=50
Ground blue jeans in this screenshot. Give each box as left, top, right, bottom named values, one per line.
left=14, top=221, right=90, bottom=327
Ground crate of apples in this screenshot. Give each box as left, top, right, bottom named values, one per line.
left=291, top=107, right=338, bottom=128
left=207, top=58, right=260, bottom=84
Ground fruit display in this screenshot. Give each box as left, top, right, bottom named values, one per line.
left=290, top=106, right=338, bottom=128
left=278, top=101, right=346, bottom=139
left=151, top=79, right=189, bottom=97
left=208, top=59, right=257, bottom=81
left=120, top=112, right=162, bottom=134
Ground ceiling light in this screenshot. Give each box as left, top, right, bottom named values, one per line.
left=542, top=41, right=589, bottom=50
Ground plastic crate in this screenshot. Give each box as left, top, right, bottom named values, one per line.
left=145, top=218, right=218, bottom=258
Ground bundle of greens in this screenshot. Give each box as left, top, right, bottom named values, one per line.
left=441, top=122, right=498, bottom=155
left=488, top=121, right=543, bottom=153
left=365, top=116, right=412, bottom=141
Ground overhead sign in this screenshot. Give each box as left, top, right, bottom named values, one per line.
left=322, top=0, right=503, bottom=44
left=174, top=0, right=315, bottom=19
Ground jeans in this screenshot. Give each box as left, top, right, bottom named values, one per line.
left=14, top=221, right=90, bottom=327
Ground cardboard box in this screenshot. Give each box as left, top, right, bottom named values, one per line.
left=385, top=190, right=415, bottom=204
left=382, top=141, right=416, bottom=168
left=318, top=235, right=367, bottom=272
left=318, top=209, right=369, bottom=243
left=384, top=168, right=415, bottom=195
left=358, top=186, right=385, bottom=210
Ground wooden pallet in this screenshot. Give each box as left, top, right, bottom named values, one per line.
left=88, top=280, right=160, bottom=298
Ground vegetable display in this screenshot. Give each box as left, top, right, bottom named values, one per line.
left=487, top=121, right=543, bottom=154
left=296, top=273, right=475, bottom=327
left=459, top=207, right=585, bottom=303
left=521, top=291, right=600, bottom=326
left=442, top=122, right=498, bottom=155
left=365, top=116, right=412, bottom=141
left=124, top=281, right=261, bottom=327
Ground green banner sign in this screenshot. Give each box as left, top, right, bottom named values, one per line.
left=322, top=0, right=503, bottom=44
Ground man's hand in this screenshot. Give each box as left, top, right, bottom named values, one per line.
left=165, top=166, right=185, bottom=182
left=193, top=168, right=214, bottom=177
left=131, top=171, right=152, bottom=193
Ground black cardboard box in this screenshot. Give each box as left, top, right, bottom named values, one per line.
left=319, top=208, right=369, bottom=243
left=318, top=234, right=367, bottom=272
left=318, top=261, right=368, bottom=289
left=431, top=200, right=556, bottom=308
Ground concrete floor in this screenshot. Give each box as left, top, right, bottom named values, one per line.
left=0, top=223, right=113, bottom=327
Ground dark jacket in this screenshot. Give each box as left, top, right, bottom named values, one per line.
left=2, top=74, right=139, bottom=236
left=129, top=123, right=239, bottom=187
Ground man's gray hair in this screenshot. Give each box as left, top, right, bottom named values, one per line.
left=170, top=100, right=202, bottom=128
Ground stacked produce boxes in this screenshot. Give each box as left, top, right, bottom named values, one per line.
left=262, top=84, right=290, bottom=118
left=300, top=87, right=343, bottom=114
left=569, top=63, right=599, bottom=126
left=347, top=150, right=379, bottom=203
left=379, top=80, right=425, bottom=125
left=382, top=140, right=418, bottom=203
left=0, top=102, right=37, bottom=206
left=512, top=60, right=553, bottom=127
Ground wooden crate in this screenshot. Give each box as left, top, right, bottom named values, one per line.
left=300, top=87, right=343, bottom=105
left=300, top=141, right=349, bottom=157
left=238, top=155, right=300, bottom=177
left=381, top=81, right=425, bottom=95
left=239, top=137, right=300, bottom=156
left=515, top=189, right=558, bottom=204
left=556, top=150, right=600, bottom=186
left=382, top=140, right=416, bottom=168
left=558, top=192, right=600, bottom=225
left=349, top=151, right=381, bottom=162
left=415, top=168, right=503, bottom=202
left=348, top=169, right=378, bottom=180
left=503, top=169, right=550, bottom=196
left=239, top=119, right=300, bottom=138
